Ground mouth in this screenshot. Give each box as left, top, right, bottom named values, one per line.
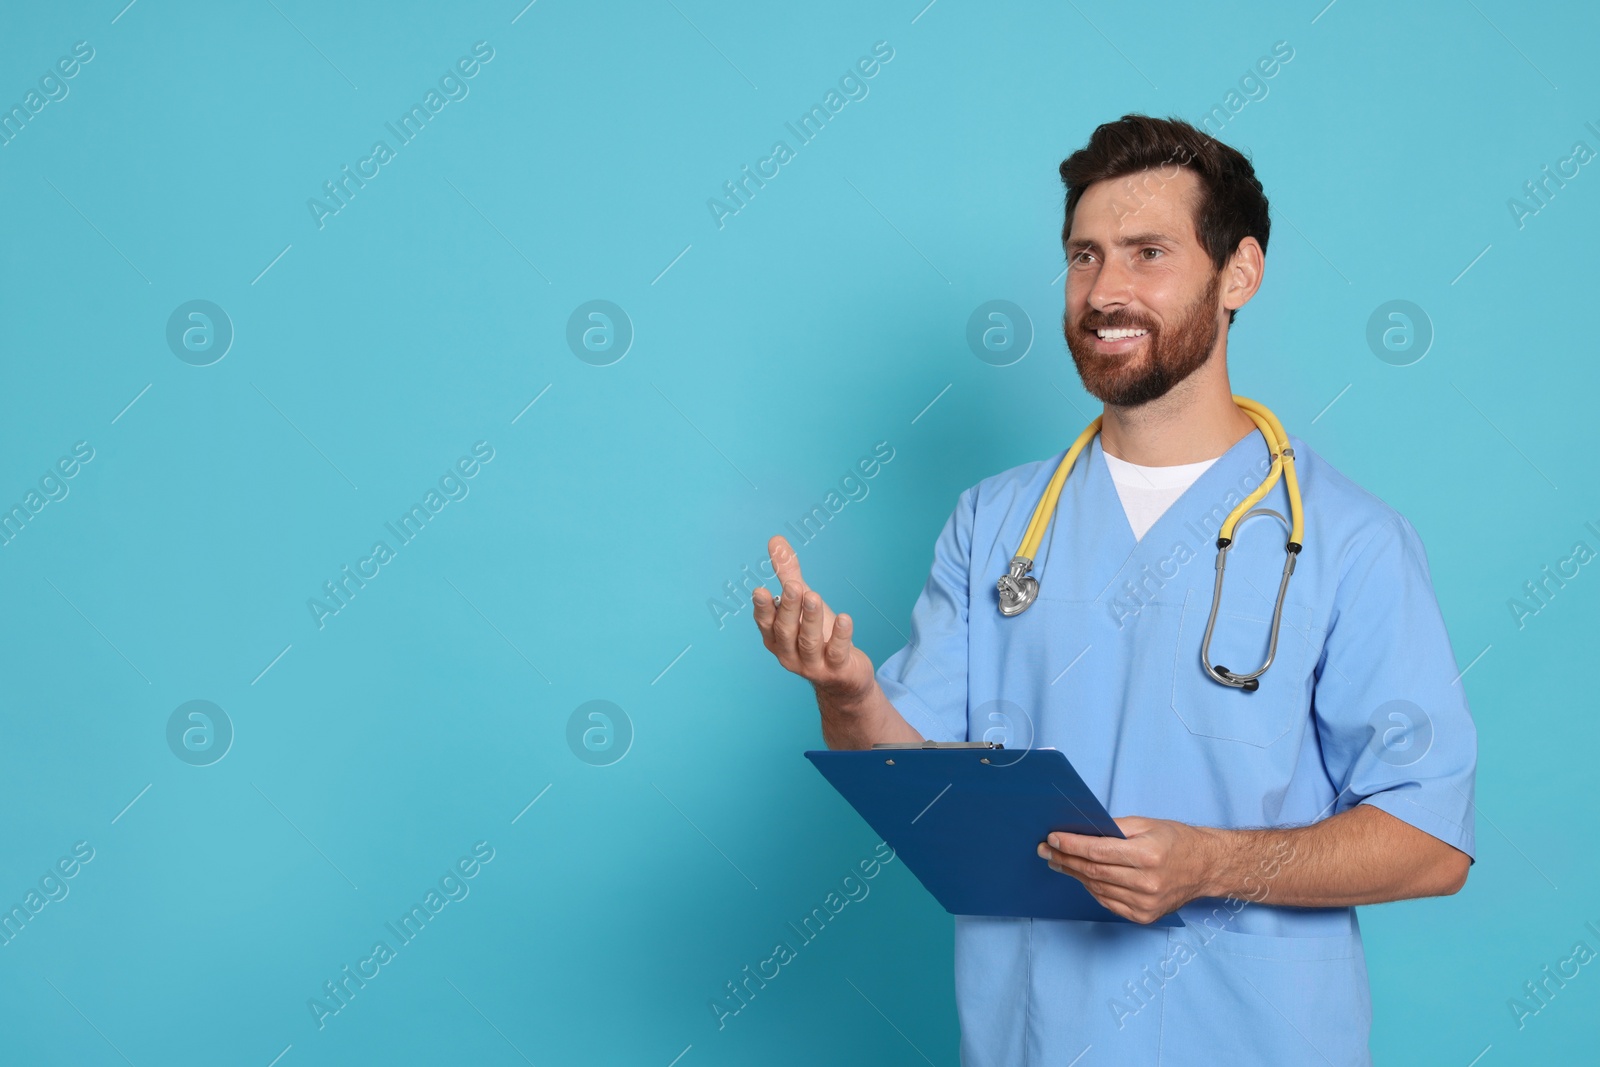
left=1087, top=326, right=1150, bottom=352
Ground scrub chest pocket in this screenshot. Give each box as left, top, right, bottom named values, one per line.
left=1169, top=586, right=1322, bottom=748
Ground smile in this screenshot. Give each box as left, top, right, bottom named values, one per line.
left=1094, top=328, right=1148, bottom=340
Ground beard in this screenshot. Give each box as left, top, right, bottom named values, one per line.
left=1063, top=268, right=1223, bottom=407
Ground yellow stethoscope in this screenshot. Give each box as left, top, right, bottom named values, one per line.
left=995, top=395, right=1304, bottom=691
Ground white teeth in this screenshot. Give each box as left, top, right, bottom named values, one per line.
left=1096, top=328, right=1148, bottom=340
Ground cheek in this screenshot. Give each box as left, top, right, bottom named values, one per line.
left=1063, top=281, right=1094, bottom=320
left=1140, top=285, right=1192, bottom=325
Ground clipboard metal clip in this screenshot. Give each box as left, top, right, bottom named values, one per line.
left=870, top=741, right=1004, bottom=749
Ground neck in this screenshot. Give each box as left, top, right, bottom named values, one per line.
left=1096, top=351, right=1258, bottom=466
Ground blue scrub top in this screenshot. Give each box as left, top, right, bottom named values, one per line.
left=875, top=428, right=1477, bottom=1067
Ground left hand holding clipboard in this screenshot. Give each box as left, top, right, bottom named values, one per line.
left=1038, top=816, right=1220, bottom=926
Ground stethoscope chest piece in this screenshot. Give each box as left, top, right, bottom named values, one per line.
left=996, top=557, right=1039, bottom=616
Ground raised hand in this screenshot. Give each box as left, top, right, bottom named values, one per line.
left=751, top=534, right=875, bottom=699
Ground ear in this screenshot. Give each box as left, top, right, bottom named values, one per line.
left=1221, top=237, right=1265, bottom=316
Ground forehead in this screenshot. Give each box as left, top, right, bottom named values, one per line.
left=1067, top=166, right=1202, bottom=247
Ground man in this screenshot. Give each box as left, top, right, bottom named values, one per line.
left=752, top=113, right=1476, bottom=1065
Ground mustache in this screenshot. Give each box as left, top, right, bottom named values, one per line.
left=1065, top=311, right=1155, bottom=332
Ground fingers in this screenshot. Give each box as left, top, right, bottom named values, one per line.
left=1041, top=856, right=1150, bottom=920
left=752, top=582, right=799, bottom=651
left=768, top=535, right=807, bottom=597
left=1111, top=816, right=1158, bottom=839
left=795, top=590, right=826, bottom=665
left=1084, top=886, right=1146, bottom=923
left=767, top=535, right=840, bottom=635
left=754, top=537, right=856, bottom=686
left=1045, top=832, right=1139, bottom=868
left=753, top=582, right=825, bottom=647
left=1040, top=841, right=1169, bottom=923
left=824, top=612, right=855, bottom=670
left=752, top=585, right=777, bottom=644
left=771, top=579, right=804, bottom=649
left=1041, top=849, right=1147, bottom=892
left=748, top=547, right=806, bottom=651
left=1040, top=857, right=1135, bottom=907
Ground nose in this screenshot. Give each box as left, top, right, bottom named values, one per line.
left=1085, top=254, right=1134, bottom=316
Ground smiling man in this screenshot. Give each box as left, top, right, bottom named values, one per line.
left=753, top=113, right=1477, bottom=1065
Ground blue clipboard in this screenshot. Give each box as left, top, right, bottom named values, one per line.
left=805, top=743, right=1184, bottom=927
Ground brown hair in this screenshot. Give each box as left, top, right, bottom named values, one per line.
left=1059, top=114, right=1270, bottom=325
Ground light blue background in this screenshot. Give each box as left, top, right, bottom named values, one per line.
left=1, top=1, right=1595, bottom=1063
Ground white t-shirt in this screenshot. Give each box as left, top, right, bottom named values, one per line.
left=1101, top=450, right=1219, bottom=541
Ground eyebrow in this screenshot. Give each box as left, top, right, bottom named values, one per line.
left=1065, top=231, right=1177, bottom=253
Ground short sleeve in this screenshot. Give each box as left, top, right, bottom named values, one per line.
left=874, top=488, right=975, bottom=744
left=1312, top=514, right=1477, bottom=862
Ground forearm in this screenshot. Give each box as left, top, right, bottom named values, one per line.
left=1195, top=803, right=1469, bottom=907
left=816, top=680, right=923, bottom=750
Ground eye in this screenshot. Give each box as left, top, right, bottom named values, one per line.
left=1070, top=250, right=1094, bottom=265
left=1140, top=247, right=1163, bottom=260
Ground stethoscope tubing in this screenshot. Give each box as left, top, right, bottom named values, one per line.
left=996, top=396, right=1304, bottom=691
